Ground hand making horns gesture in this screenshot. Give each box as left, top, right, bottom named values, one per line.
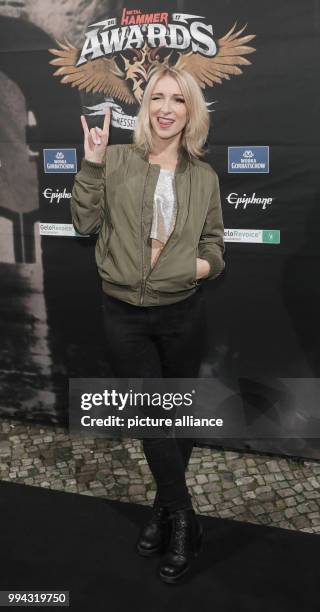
left=80, top=107, right=111, bottom=165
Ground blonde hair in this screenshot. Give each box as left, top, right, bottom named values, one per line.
left=133, top=64, right=210, bottom=159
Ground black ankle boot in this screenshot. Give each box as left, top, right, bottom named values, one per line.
left=158, top=507, right=203, bottom=583
left=136, top=496, right=170, bottom=557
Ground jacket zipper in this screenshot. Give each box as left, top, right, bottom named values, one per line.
left=140, top=164, right=150, bottom=305
left=102, top=230, right=115, bottom=265
left=140, top=167, right=180, bottom=303
left=102, top=192, right=113, bottom=261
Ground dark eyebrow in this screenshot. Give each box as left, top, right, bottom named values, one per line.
left=151, top=92, right=185, bottom=97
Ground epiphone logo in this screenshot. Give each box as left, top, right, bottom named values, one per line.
left=227, top=193, right=274, bottom=210
left=42, top=188, right=71, bottom=203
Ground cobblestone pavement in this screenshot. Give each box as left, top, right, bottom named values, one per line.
left=0, top=419, right=319, bottom=534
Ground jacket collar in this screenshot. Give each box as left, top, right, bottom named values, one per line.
left=132, top=143, right=190, bottom=174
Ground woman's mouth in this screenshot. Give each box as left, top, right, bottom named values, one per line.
left=157, top=117, right=175, bottom=129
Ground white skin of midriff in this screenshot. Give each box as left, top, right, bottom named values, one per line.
left=148, top=74, right=210, bottom=277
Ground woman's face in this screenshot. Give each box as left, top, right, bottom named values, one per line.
left=149, top=74, right=187, bottom=143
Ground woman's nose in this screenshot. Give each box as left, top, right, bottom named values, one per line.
left=160, top=99, right=172, bottom=113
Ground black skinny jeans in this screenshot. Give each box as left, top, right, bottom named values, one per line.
left=102, top=287, right=207, bottom=512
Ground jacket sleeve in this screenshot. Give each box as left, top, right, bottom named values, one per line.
left=70, top=155, right=106, bottom=236
left=198, top=171, right=225, bottom=281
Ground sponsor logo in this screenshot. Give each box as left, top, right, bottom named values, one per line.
left=224, top=229, right=280, bottom=244
left=42, top=188, right=72, bottom=203
left=228, top=146, right=269, bottom=173
left=49, top=12, right=256, bottom=131
left=39, top=223, right=88, bottom=237
left=43, top=149, right=77, bottom=173
left=226, top=192, right=274, bottom=210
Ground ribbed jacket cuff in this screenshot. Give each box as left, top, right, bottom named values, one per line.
left=80, top=157, right=104, bottom=179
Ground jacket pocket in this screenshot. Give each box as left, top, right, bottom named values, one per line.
left=192, top=248, right=197, bottom=284
left=101, top=231, right=140, bottom=288
left=102, top=227, right=114, bottom=262
left=150, top=247, right=198, bottom=295
left=101, top=228, right=118, bottom=275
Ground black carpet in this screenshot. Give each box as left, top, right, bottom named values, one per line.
left=0, top=480, right=318, bottom=611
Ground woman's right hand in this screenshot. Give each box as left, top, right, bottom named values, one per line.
left=80, top=108, right=111, bottom=164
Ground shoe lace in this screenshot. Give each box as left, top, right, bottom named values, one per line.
left=169, top=513, right=189, bottom=556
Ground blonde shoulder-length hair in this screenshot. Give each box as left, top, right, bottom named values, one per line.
left=132, top=64, right=210, bottom=159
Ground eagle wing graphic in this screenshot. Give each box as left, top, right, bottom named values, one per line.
left=174, top=23, right=256, bottom=87
left=48, top=38, right=136, bottom=104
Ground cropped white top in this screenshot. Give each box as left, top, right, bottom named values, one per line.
left=150, top=168, right=177, bottom=244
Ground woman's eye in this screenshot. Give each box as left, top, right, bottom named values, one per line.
left=151, top=97, right=184, bottom=102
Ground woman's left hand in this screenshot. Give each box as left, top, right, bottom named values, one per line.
left=196, top=257, right=211, bottom=280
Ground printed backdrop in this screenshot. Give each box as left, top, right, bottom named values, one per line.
left=0, top=0, right=319, bottom=459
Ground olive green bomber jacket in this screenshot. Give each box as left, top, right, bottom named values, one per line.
left=70, top=143, right=225, bottom=306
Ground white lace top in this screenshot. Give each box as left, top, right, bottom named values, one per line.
left=150, top=169, right=177, bottom=244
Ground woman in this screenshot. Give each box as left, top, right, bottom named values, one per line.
left=71, top=64, right=225, bottom=583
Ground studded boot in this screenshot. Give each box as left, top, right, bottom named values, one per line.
left=158, top=507, right=203, bottom=583
left=136, top=494, right=171, bottom=557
